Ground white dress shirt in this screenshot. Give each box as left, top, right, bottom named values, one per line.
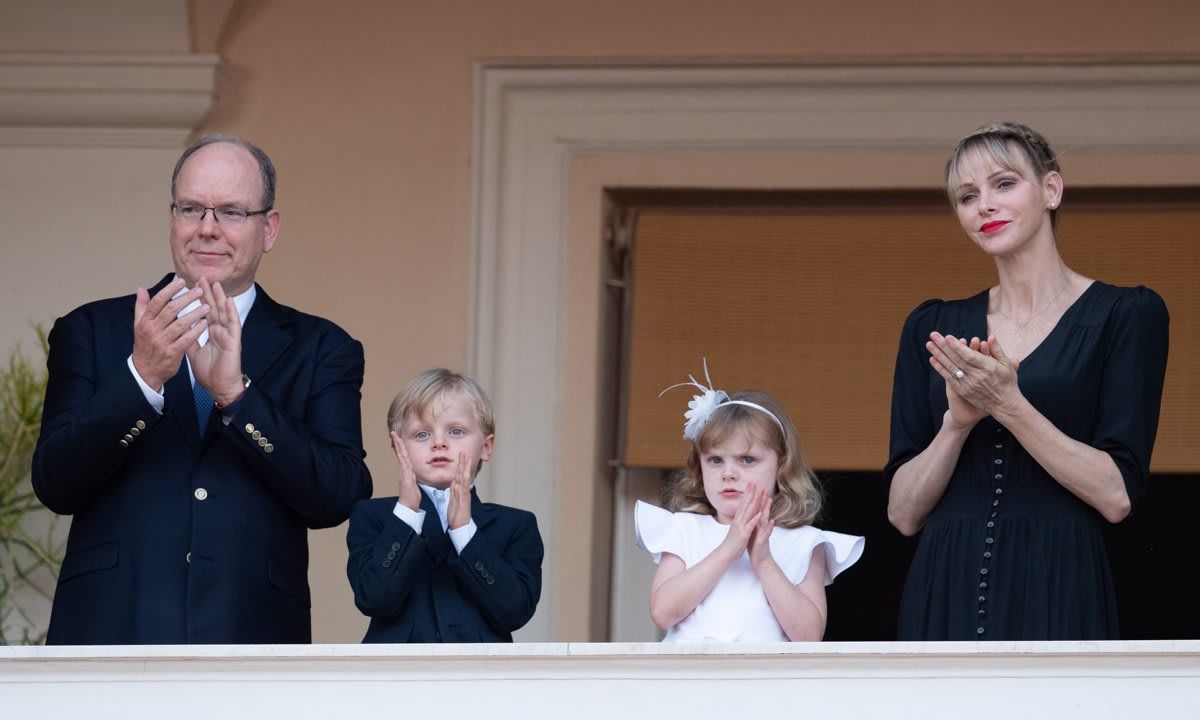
left=393, top=484, right=478, bottom=554
left=127, top=278, right=256, bottom=413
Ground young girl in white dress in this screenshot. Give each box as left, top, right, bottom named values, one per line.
left=636, top=366, right=864, bottom=642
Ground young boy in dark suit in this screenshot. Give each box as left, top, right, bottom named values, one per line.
left=346, top=369, right=542, bottom=642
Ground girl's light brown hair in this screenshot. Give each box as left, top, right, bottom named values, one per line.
left=663, top=391, right=822, bottom=528
left=945, top=121, right=1062, bottom=229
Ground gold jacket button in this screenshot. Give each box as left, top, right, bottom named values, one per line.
left=194, top=488, right=208, bottom=501
left=264, top=444, right=274, bottom=453
left=258, top=437, right=268, bottom=447
left=252, top=430, right=262, bottom=440
left=245, top=423, right=255, bottom=434
left=186, top=552, right=191, bottom=563
left=136, top=420, right=146, bottom=430
left=124, top=434, right=134, bottom=442
left=130, top=427, right=140, bottom=436
left=119, top=439, right=129, bottom=448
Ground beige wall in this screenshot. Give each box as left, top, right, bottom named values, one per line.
left=0, top=1, right=189, bottom=53
left=4, top=0, right=1199, bottom=643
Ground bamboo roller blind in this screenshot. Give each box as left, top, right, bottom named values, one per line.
left=622, top=200, right=1198, bottom=472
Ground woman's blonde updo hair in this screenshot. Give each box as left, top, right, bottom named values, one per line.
left=662, top=390, right=822, bottom=528
left=945, top=122, right=1062, bottom=228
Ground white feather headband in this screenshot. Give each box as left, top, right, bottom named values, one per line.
left=658, top=358, right=785, bottom=441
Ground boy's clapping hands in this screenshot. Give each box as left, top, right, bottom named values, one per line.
left=391, top=430, right=423, bottom=512
left=447, top=451, right=472, bottom=530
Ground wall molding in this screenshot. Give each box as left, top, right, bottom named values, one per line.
left=468, top=62, right=1200, bottom=641
left=0, top=53, right=220, bottom=147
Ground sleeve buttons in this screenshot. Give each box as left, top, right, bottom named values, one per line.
left=246, top=425, right=273, bottom=452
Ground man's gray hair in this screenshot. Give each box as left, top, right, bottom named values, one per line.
left=171, top=133, right=277, bottom=210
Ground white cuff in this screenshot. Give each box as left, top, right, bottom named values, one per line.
left=127, top=355, right=165, bottom=414
left=449, top=519, right=477, bottom=554
left=392, top=501, right=426, bottom=535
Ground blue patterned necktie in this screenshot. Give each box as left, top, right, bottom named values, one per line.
left=193, top=381, right=214, bottom=438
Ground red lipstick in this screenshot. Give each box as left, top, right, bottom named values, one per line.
left=980, top=221, right=1010, bottom=233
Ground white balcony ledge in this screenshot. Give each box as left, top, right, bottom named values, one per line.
left=3, top=641, right=1198, bottom=717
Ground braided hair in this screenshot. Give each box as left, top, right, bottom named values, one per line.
left=945, top=122, right=1062, bottom=229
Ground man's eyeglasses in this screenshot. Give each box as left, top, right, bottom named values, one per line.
left=171, top=202, right=272, bottom=225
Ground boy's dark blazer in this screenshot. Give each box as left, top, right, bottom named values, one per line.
left=346, top=490, right=543, bottom=642
left=32, top=275, right=373, bottom=644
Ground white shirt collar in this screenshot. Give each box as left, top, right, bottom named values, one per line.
left=420, top=484, right=449, bottom=502
left=420, top=483, right=474, bottom=502
left=420, top=483, right=475, bottom=530
left=171, top=275, right=257, bottom=347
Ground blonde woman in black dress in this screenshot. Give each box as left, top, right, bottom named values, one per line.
left=885, top=122, right=1169, bottom=640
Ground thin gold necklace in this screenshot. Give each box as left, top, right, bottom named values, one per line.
left=996, top=283, right=1070, bottom=334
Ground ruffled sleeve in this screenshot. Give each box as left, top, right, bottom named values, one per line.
left=635, top=501, right=688, bottom=565
left=771, top=527, right=865, bottom=586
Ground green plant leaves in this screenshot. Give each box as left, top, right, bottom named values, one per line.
left=0, top=326, right=62, bottom=645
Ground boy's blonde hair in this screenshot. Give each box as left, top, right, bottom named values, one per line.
left=663, top=390, right=822, bottom=528
left=386, top=368, right=495, bottom=437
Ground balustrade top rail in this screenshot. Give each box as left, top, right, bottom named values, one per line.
left=4, top=641, right=1199, bottom=719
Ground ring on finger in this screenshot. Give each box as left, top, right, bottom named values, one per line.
left=953, top=368, right=965, bottom=380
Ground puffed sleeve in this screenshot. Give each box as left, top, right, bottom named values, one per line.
left=635, top=501, right=689, bottom=565
left=771, top=527, right=865, bottom=586
left=1092, top=286, right=1169, bottom=515
left=883, top=299, right=943, bottom=486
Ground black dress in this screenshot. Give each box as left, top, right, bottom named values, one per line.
left=885, top=282, right=1169, bottom=640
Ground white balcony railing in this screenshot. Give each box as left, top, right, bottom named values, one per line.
left=3, top=641, right=1199, bottom=718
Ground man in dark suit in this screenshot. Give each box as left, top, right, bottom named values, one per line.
left=32, top=134, right=372, bottom=644
left=346, top=369, right=542, bottom=642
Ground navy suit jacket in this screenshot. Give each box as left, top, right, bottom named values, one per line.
left=347, top=491, right=542, bottom=643
left=32, top=275, right=373, bottom=644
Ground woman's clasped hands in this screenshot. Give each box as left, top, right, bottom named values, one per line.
left=926, top=332, right=1023, bottom=429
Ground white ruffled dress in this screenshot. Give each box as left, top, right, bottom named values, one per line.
left=635, top=500, right=865, bottom=643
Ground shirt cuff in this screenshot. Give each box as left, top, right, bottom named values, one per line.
left=392, top=501, right=425, bottom=535
left=449, top=520, right=477, bottom=554
left=127, top=355, right=165, bottom=414
left=218, top=394, right=245, bottom=425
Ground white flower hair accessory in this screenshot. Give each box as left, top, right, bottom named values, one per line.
left=658, top=358, right=785, bottom=441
